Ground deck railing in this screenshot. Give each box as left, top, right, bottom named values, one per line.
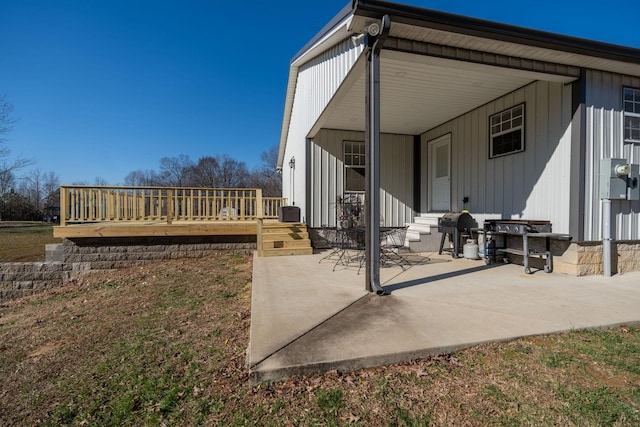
left=59, top=186, right=287, bottom=226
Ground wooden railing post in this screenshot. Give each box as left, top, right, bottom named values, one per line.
left=60, top=186, right=67, bottom=226
left=167, top=189, right=174, bottom=225
left=256, top=188, right=263, bottom=219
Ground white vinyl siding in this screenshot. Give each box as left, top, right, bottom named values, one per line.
left=282, top=38, right=365, bottom=217
left=310, top=129, right=414, bottom=228
left=421, top=80, right=573, bottom=234
left=584, top=70, right=640, bottom=240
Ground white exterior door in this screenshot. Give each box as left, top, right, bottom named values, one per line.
left=429, top=134, right=451, bottom=211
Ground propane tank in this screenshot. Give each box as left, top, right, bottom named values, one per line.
left=463, top=239, right=479, bottom=260
left=487, top=239, right=496, bottom=257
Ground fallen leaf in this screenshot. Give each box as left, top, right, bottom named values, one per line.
left=344, top=413, right=360, bottom=424
left=415, top=369, right=429, bottom=377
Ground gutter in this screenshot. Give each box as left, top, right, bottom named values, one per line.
left=352, top=0, right=640, bottom=65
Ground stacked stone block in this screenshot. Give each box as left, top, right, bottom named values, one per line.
left=1, top=236, right=256, bottom=302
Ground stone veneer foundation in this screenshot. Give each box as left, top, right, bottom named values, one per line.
left=495, top=235, right=640, bottom=276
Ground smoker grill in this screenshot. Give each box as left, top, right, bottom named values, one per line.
left=438, top=212, right=475, bottom=258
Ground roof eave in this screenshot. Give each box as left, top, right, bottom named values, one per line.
left=352, top=0, right=640, bottom=65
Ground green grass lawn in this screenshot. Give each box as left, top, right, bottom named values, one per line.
left=0, top=223, right=61, bottom=262
left=0, top=252, right=638, bottom=426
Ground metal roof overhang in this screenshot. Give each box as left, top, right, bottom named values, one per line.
left=309, top=49, right=577, bottom=137
left=279, top=0, right=640, bottom=165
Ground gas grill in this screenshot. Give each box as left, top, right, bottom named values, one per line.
left=482, top=219, right=571, bottom=274
left=484, top=219, right=552, bottom=234
left=438, top=212, right=476, bottom=258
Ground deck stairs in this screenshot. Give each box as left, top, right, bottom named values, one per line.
left=258, top=221, right=314, bottom=257
left=404, top=213, right=443, bottom=252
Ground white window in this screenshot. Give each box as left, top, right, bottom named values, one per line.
left=344, top=141, right=365, bottom=192
left=624, top=87, right=640, bottom=143
left=489, top=104, right=525, bottom=158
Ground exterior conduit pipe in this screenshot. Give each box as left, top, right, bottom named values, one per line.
left=365, top=14, right=390, bottom=295
left=602, top=198, right=612, bottom=277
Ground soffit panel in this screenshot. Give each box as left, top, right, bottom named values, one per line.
left=318, top=51, right=562, bottom=135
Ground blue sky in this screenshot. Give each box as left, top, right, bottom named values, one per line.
left=2, top=0, right=639, bottom=185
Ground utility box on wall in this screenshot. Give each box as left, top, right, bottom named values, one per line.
left=600, top=158, right=640, bottom=200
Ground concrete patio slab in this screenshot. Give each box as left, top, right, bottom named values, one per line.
left=247, top=250, right=640, bottom=382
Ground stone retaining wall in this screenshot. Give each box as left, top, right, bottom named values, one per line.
left=0, top=236, right=256, bottom=302
left=0, top=262, right=65, bottom=301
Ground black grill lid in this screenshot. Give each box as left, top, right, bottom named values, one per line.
left=438, top=212, right=475, bottom=231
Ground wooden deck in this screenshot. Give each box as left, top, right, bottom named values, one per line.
left=54, top=220, right=314, bottom=257
left=54, top=186, right=313, bottom=256
left=53, top=220, right=261, bottom=239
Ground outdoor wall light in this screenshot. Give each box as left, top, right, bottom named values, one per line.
left=289, top=157, right=296, bottom=206
left=367, top=22, right=381, bottom=36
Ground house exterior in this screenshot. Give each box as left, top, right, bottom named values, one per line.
left=277, top=0, right=640, bottom=276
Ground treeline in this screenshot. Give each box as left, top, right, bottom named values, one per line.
left=0, top=169, right=60, bottom=221
left=122, top=145, right=282, bottom=197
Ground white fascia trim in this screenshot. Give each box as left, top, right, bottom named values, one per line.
left=277, top=15, right=354, bottom=168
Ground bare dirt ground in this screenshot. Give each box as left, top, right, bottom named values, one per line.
left=0, top=252, right=638, bottom=426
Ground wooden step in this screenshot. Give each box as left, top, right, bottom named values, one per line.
left=261, top=239, right=312, bottom=249
left=259, top=247, right=314, bottom=257
left=262, top=232, right=310, bottom=241
left=261, top=225, right=308, bottom=234
left=258, top=221, right=313, bottom=257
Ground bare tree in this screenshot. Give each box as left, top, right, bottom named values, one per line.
left=0, top=95, right=33, bottom=176
left=249, top=145, right=282, bottom=196
left=42, top=171, right=60, bottom=208
left=123, top=169, right=161, bottom=186
left=187, top=156, right=219, bottom=188
left=185, top=155, right=249, bottom=188
left=216, top=155, right=249, bottom=188
left=0, top=94, right=17, bottom=143
left=0, top=170, right=16, bottom=195
left=94, top=177, right=108, bottom=186
left=19, top=169, right=46, bottom=212
left=158, top=155, right=194, bottom=187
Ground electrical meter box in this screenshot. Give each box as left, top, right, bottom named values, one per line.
left=600, top=158, right=640, bottom=200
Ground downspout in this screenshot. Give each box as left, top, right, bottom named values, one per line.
left=365, top=14, right=390, bottom=295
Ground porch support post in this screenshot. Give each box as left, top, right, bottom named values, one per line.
left=365, top=15, right=390, bottom=295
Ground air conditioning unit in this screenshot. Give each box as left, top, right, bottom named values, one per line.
left=279, top=206, right=300, bottom=223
